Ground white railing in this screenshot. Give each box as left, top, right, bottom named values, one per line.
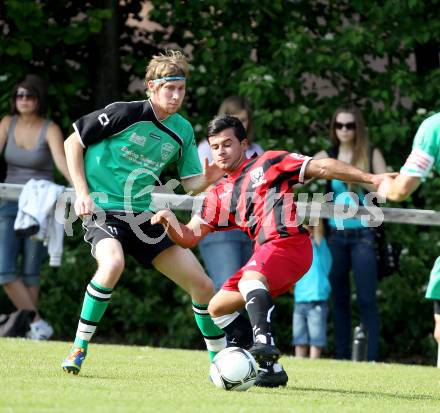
left=2, top=182, right=440, bottom=226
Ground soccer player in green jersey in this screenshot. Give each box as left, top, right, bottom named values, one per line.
left=379, top=112, right=440, bottom=353
left=61, top=50, right=226, bottom=375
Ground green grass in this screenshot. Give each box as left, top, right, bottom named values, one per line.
left=0, top=338, right=439, bottom=413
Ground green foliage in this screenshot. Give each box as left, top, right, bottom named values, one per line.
left=1, top=0, right=440, bottom=363
left=147, top=0, right=440, bottom=362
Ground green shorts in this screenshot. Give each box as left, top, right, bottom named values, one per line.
left=425, top=257, right=440, bottom=300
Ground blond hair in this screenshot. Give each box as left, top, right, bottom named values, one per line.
left=145, top=50, right=189, bottom=83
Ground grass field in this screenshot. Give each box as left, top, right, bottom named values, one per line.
left=0, top=338, right=439, bottom=413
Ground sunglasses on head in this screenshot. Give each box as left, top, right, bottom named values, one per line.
left=335, top=121, right=356, bottom=130
left=16, top=91, right=36, bottom=99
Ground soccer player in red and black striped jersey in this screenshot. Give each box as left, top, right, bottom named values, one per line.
left=152, top=115, right=396, bottom=387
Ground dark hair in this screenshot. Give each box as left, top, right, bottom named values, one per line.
left=207, top=115, right=247, bottom=142
left=11, top=74, right=48, bottom=116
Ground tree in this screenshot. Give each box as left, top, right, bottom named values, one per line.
left=1, top=0, right=440, bottom=363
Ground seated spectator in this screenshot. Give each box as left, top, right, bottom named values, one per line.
left=0, top=74, right=71, bottom=339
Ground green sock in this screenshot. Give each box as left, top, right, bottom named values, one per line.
left=73, top=279, right=113, bottom=354
left=192, top=301, right=226, bottom=361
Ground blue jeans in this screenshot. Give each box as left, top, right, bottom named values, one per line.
left=198, top=230, right=253, bottom=291
left=293, top=301, right=328, bottom=347
left=0, top=201, right=46, bottom=286
left=327, top=227, right=380, bottom=361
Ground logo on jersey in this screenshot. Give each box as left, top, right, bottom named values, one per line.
left=161, top=142, right=175, bottom=161
left=98, top=113, right=110, bottom=126
left=250, top=167, right=267, bottom=188
left=129, top=132, right=146, bottom=147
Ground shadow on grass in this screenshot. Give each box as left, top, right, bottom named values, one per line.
left=255, top=385, right=440, bottom=402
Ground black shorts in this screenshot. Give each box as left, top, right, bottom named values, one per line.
left=434, top=300, right=440, bottom=315
left=82, top=211, right=174, bottom=268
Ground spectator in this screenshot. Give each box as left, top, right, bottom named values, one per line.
left=197, top=96, right=263, bottom=290
left=314, top=104, right=388, bottom=361
left=293, top=222, right=331, bottom=359
left=0, top=74, right=71, bottom=340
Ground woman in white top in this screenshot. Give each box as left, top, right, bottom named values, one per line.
left=197, top=96, right=263, bottom=291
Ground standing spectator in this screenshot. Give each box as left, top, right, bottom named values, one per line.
left=197, top=96, right=263, bottom=290
left=0, top=74, right=71, bottom=339
left=378, top=112, right=440, bottom=357
left=293, top=222, right=331, bottom=359
left=315, top=104, right=388, bottom=361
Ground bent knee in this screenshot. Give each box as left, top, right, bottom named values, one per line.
left=98, top=256, right=125, bottom=277
left=208, top=299, right=223, bottom=318
left=192, top=275, right=215, bottom=300
left=207, top=296, right=232, bottom=318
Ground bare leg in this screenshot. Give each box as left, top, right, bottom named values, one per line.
left=27, top=285, right=39, bottom=306
left=93, top=238, right=125, bottom=288
left=434, top=314, right=440, bottom=368
left=295, top=345, right=308, bottom=358
left=309, top=345, right=322, bottom=359
left=153, top=245, right=225, bottom=359
left=152, top=245, right=214, bottom=302
left=27, top=284, right=41, bottom=321
left=208, top=289, right=245, bottom=317
left=3, top=280, right=38, bottom=313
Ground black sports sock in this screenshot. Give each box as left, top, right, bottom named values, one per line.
left=221, top=313, right=254, bottom=349
left=245, top=288, right=275, bottom=346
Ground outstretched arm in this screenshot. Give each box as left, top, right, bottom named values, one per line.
left=151, top=209, right=213, bottom=248
left=378, top=174, right=421, bottom=201
left=304, top=158, right=397, bottom=190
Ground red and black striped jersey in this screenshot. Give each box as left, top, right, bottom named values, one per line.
left=197, top=151, right=312, bottom=246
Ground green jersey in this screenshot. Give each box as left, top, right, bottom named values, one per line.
left=73, top=99, right=202, bottom=212
left=399, top=112, right=440, bottom=299
left=400, top=112, right=440, bottom=180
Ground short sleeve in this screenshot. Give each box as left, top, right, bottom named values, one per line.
left=400, top=116, right=440, bottom=180
left=197, top=185, right=235, bottom=231
left=73, top=101, right=143, bottom=148
left=197, top=189, right=220, bottom=228
left=282, top=152, right=312, bottom=184
left=177, top=126, right=203, bottom=178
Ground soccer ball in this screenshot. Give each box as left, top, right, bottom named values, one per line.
left=209, top=347, right=258, bottom=391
